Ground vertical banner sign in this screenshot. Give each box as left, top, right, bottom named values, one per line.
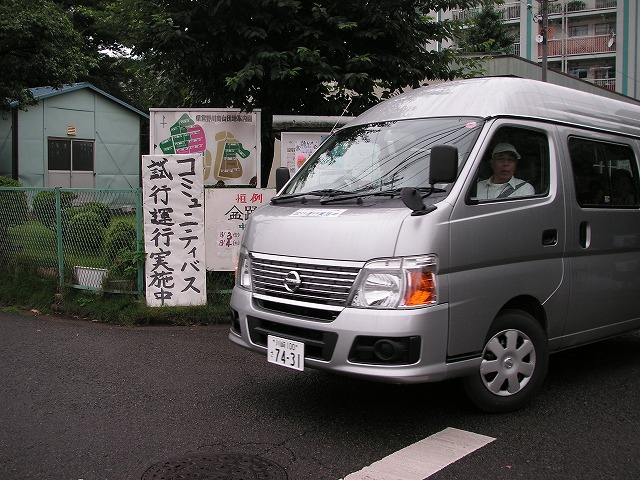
left=205, top=188, right=276, bottom=271
left=142, top=154, right=206, bottom=307
left=280, top=132, right=327, bottom=176
left=149, top=108, right=261, bottom=187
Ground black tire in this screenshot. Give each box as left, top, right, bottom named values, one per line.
left=462, top=309, right=548, bottom=413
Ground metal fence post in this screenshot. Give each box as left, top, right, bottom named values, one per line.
left=55, top=187, right=64, bottom=285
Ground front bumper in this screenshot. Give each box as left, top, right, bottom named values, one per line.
left=229, top=286, right=479, bottom=383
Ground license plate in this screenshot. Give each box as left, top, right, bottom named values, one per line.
left=267, top=335, right=304, bottom=371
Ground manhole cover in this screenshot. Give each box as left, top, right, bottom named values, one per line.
left=141, top=453, right=288, bottom=480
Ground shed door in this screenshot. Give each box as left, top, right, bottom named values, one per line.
left=47, top=138, right=95, bottom=188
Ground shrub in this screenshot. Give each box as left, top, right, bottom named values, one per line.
left=65, top=201, right=112, bottom=229
left=105, top=220, right=142, bottom=283
left=64, top=211, right=105, bottom=254
left=104, top=220, right=137, bottom=260
left=32, top=190, right=77, bottom=231
left=0, top=176, right=29, bottom=267
left=0, top=176, right=28, bottom=228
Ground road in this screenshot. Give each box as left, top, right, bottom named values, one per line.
left=1, top=311, right=640, bottom=479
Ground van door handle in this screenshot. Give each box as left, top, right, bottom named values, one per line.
left=542, top=229, right=557, bottom=246
left=579, top=221, right=591, bottom=249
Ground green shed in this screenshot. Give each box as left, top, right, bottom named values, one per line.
left=0, top=82, right=149, bottom=188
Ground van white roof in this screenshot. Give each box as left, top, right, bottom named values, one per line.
left=349, top=77, right=640, bottom=139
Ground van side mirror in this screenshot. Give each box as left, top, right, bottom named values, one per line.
left=429, top=145, right=458, bottom=184
left=275, top=167, right=291, bottom=192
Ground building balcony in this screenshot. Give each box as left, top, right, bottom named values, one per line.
left=548, top=0, right=617, bottom=15
left=540, top=34, right=616, bottom=57
left=590, top=78, right=616, bottom=91
left=453, top=1, right=616, bottom=22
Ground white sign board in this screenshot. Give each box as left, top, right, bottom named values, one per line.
left=205, top=188, right=276, bottom=271
left=142, top=154, right=206, bottom=307
left=150, top=108, right=261, bottom=186
left=280, top=132, right=327, bottom=176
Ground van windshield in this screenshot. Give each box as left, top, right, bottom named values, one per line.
left=283, top=117, right=483, bottom=196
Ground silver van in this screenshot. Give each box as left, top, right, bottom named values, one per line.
left=229, top=77, right=640, bottom=412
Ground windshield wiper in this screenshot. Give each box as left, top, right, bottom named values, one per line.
left=320, top=186, right=446, bottom=204
left=271, top=189, right=352, bottom=204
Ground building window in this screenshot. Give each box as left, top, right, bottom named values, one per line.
left=569, top=25, right=589, bottom=37
left=595, top=23, right=615, bottom=36
left=48, top=139, right=95, bottom=172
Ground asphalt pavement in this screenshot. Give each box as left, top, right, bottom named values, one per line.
left=2, top=311, right=640, bottom=480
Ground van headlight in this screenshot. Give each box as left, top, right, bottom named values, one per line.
left=349, top=255, right=437, bottom=308
left=235, top=247, right=252, bottom=290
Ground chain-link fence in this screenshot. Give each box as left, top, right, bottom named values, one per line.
left=0, top=187, right=144, bottom=295
left=1, top=186, right=236, bottom=300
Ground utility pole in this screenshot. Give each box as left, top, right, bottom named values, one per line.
left=540, top=0, right=548, bottom=82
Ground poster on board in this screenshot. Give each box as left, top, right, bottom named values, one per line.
left=280, top=132, right=328, bottom=176
left=205, top=188, right=276, bottom=271
left=150, top=108, right=261, bottom=187
left=142, top=153, right=206, bottom=307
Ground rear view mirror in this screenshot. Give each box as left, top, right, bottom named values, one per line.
left=275, top=167, right=291, bottom=192
left=430, top=145, right=458, bottom=184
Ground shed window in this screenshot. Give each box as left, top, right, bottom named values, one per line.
left=48, top=139, right=94, bottom=171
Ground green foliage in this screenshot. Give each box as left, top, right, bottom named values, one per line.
left=121, top=0, right=484, bottom=114
left=567, top=1, right=587, bottom=12
left=0, top=176, right=21, bottom=187
left=0, top=177, right=28, bottom=229
left=104, top=219, right=137, bottom=260
left=111, top=0, right=485, bottom=184
left=0, top=177, right=29, bottom=267
left=32, top=191, right=77, bottom=231
left=65, top=201, right=113, bottom=230
left=0, top=271, right=57, bottom=312
left=65, top=212, right=105, bottom=254
left=0, top=270, right=231, bottom=326
left=457, top=3, right=516, bottom=54
left=104, top=218, right=144, bottom=283
left=0, top=0, right=95, bottom=111
left=108, top=248, right=145, bottom=283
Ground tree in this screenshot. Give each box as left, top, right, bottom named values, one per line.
left=50, top=0, right=154, bottom=112
left=457, top=2, right=515, bottom=54
left=0, top=0, right=95, bottom=111
left=113, top=0, right=485, bottom=185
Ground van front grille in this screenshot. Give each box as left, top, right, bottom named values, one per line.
left=251, top=254, right=361, bottom=307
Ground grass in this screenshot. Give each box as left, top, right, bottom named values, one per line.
left=0, top=270, right=233, bottom=326
left=8, top=219, right=110, bottom=268
left=2, top=200, right=234, bottom=326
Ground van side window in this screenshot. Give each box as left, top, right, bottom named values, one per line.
left=569, top=138, right=639, bottom=208
left=472, top=127, right=549, bottom=201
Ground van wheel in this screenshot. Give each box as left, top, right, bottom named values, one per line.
left=462, top=309, right=548, bottom=413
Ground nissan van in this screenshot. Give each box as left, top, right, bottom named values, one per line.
left=229, top=77, right=640, bottom=412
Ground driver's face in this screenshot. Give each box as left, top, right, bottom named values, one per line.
left=491, top=153, right=517, bottom=184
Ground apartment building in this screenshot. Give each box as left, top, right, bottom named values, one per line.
left=447, top=0, right=639, bottom=101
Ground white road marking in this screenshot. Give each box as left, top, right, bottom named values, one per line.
left=341, top=427, right=495, bottom=480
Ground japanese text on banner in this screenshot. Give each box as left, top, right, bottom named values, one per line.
left=142, top=154, right=206, bottom=307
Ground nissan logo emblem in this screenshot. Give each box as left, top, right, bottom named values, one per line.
left=284, top=271, right=302, bottom=293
